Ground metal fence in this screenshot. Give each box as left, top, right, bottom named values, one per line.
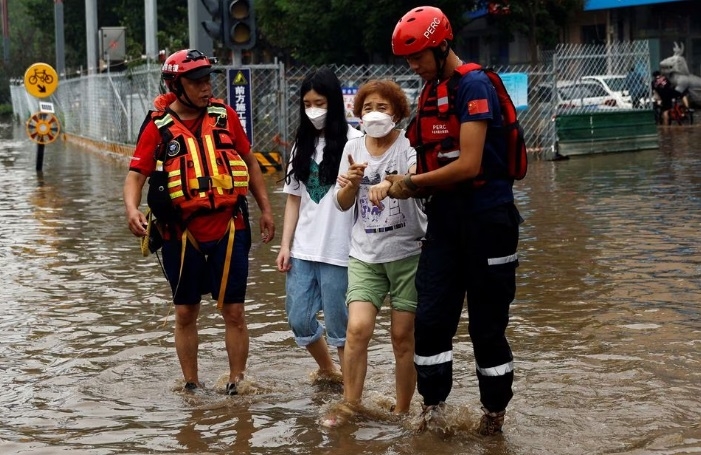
left=9, top=41, right=652, bottom=162
left=553, top=40, right=653, bottom=111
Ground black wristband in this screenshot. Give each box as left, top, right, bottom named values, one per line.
left=403, top=173, right=418, bottom=191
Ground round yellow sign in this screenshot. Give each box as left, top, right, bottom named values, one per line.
left=26, top=112, right=61, bottom=144
left=24, top=63, right=59, bottom=98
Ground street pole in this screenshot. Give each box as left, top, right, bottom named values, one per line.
left=85, top=0, right=97, bottom=74
left=54, top=0, right=65, bottom=76
left=36, top=144, right=45, bottom=172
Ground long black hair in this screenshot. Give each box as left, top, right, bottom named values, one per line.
left=285, top=67, right=349, bottom=186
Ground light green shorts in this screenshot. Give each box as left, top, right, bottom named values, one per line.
left=346, top=255, right=420, bottom=313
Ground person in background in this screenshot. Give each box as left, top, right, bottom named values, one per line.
left=276, top=68, right=363, bottom=381
left=322, top=79, right=427, bottom=427
left=123, top=49, right=275, bottom=395
left=389, top=6, right=522, bottom=436
left=651, top=70, right=678, bottom=124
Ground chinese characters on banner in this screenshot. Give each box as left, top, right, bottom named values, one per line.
left=227, top=68, right=253, bottom=145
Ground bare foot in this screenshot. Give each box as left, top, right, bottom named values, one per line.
left=320, top=401, right=357, bottom=428
left=312, top=368, right=343, bottom=384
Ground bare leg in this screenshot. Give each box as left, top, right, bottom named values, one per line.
left=221, top=303, right=248, bottom=383
left=390, top=309, right=416, bottom=414
left=174, top=303, right=201, bottom=384
left=306, top=337, right=339, bottom=374
left=337, top=346, right=345, bottom=371
left=342, top=301, right=377, bottom=406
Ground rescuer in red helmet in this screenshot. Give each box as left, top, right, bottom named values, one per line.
left=388, top=6, right=523, bottom=436
left=123, top=49, right=275, bottom=395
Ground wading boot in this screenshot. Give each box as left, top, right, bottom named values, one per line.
left=478, top=406, right=505, bottom=435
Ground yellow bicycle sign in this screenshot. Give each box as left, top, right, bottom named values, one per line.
left=24, top=63, right=59, bottom=98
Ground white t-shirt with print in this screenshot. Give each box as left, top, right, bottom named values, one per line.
left=282, top=125, right=364, bottom=266
left=334, top=130, right=427, bottom=264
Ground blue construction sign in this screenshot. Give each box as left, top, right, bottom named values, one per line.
left=227, top=68, right=253, bottom=145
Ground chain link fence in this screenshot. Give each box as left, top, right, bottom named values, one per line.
left=10, top=42, right=652, bottom=163
left=553, top=40, right=653, bottom=112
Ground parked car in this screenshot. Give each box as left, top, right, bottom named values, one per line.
left=580, top=75, right=633, bottom=109
left=522, top=79, right=627, bottom=154
left=530, top=80, right=625, bottom=111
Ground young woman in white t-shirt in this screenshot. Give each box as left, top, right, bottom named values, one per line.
left=276, top=68, right=363, bottom=381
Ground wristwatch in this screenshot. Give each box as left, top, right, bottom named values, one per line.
left=403, top=173, right=419, bottom=191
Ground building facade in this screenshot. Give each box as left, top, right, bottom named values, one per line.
left=456, top=0, right=699, bottom=74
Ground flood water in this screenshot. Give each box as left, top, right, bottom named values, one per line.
left=1, top=121, right=700, bottom=455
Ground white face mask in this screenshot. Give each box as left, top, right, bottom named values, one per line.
left=305, top=107, right=327, bottom=130
left=361, top=111, right=396, bottom=138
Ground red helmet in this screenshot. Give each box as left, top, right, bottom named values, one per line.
left=392, top=6, right=453, bottom=56
left=161, top=49, right=219, bottom=91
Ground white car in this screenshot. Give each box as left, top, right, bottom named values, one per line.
left=530, top=80, right=624, bottom=111
left=580, top=75, right=634, bottom=109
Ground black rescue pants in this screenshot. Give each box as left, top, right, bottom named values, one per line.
left=414, top=197, right=520, bottom=413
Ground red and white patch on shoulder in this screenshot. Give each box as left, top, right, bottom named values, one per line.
left=467, top=99, right=489, bottom=115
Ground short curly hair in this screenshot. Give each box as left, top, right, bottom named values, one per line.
left=353, top=79, right=411, bottom=122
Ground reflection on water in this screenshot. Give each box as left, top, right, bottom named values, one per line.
left=1, top=122, right=700, bottom=454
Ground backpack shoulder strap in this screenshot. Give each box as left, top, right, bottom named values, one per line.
left=455, top=62, right=483, bottom=77
left=446, top=62, right=484, bottom=104
left=141, top=109, right=173, bottom=163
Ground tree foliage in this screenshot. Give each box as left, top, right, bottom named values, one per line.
left=7, top=0, right=188, bottom=77
left=256, top=0, right=474, bottom=65
left=485, top=0, right=585, bottom=64
left=0, top=0, right=586, bottom=104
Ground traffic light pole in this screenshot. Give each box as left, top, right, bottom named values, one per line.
left=231, top=49, right=242, bottom=66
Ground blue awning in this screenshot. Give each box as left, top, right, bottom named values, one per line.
left=467, top=7, right=488, bottom=19
left=585, top=0, right=683, bottom=10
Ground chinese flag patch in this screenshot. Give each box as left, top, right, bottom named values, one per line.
left=467, top=99, right=489, bottom=115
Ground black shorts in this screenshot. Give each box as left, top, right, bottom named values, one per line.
left=161, top=228, right=252, bottom=305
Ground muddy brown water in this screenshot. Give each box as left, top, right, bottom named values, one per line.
left=1, top=122, right=700, bottom=454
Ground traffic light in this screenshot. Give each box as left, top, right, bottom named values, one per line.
left=200, top=0, right=223, bottom=42
left=223, top=0, right=256, bottom=50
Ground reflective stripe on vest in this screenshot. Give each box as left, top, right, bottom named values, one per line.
left=152, top=100, right=248, bottom=219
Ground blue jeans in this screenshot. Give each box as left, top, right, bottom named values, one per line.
left=285, top=257, right=348, bottom=348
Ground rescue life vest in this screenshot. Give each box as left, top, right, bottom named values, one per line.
left=149, top=100, right=249, bottom=224
left=406, top=63, right=527, bottom=187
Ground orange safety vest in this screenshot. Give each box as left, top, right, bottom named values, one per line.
left=151, top=100, right=249, bottom=223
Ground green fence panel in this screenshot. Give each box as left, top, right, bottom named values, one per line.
left=555, top=110, right=659, bottom=156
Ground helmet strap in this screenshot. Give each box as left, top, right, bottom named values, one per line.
left=172, top=79, right=206, bottom=111
left=432, top=41, right=451, bottom=83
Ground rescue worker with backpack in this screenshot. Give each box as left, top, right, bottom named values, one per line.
left=387, top=6, right=524, bottom=435
left=123, top=49, right=275, bottom=395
